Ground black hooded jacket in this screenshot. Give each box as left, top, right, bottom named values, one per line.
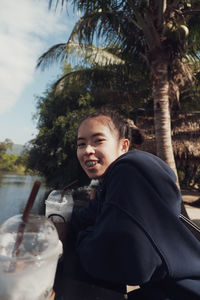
left=71, top=150, right=200, bottom=299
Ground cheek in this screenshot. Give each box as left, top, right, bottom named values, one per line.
left=105, top=151, right=119, bottom=164
left=113, top=142, right=123, bottom=156
left=77, top=150, right=81, bottom=162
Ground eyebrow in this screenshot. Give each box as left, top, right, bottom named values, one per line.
left=77, top=132, right=105, bottom=141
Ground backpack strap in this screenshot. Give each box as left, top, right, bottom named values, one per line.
left=180, top=214, right=200, bottom=241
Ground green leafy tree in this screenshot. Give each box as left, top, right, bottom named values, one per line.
left=0, top=139, right=13, bottom=158
left=27, top=62, right=152, bottom=187
left=0, top=139, right=29, bottom=173
left=41, top=0, right=200, bottom=181
left=1, top=154, right=18, bottom=171
left=0, top=143, right=7, bottom=158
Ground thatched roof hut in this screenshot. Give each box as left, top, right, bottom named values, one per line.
left=172, top=114, right=200, bottom=164
left=135, top=113, right=200, bottom=165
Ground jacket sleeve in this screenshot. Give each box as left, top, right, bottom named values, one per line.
left=75, top=162, right=168, bottom=285
left=70, top=196, right=99, bottom=236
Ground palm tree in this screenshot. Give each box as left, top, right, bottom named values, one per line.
left=39, top=0, right=200, bottom=182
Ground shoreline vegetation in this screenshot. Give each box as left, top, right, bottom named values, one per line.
left=0, top=153, right=37, bottom=175
left=0, top=140, right=31, bottom=175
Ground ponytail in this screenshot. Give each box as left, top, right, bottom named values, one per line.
left=125, top=118, right=144, bottom=149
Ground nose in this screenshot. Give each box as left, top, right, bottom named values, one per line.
left=85, top=144, right=95, bottom=154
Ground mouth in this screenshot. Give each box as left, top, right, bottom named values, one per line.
left=85, top=160, right=99, bottom=168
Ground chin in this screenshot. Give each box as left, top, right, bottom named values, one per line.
left=86, top=171, right=101, bottom=179
left=88, top=174, right=100, bottom=179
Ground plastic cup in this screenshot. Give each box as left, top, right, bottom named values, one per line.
left=0, top=214, right=63, bottom=300
left=45, top=190, right=74, bottom=223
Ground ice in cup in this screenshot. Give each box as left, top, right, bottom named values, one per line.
left=45, top=190, right=74, bottom=223
left=0, top=214, right=63, bottom=300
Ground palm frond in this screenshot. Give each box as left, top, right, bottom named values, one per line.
left=157, top=0, right=167, bottom=27
left=53, top=62, right=148, bottom=95
left=127, top=0, right=160, bottom=49
left=37, top=40, right=124, bottom=71
left=83, top=44, right=124, bottom=66
left=48, top=0, right=66, bottom=10
left=169, top=57, right=194, bottom=107
left=37, top=43, right=67, bottom=70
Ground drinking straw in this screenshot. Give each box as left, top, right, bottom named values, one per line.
left=60, top=179, right=78, bottom=202
left=12, top=181, right=41, bottom=257
left=22, top=181, right=41, bottom=222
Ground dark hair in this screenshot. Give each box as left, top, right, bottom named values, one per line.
left=78, top=109, right=144, bottom=150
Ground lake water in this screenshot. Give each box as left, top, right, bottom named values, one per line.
left=0, top=172, right=47, bottom=225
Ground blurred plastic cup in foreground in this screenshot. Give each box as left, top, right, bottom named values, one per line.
left=0, top=214, right=62, bottom=300
left=45, top=190, right=74, bottom=223
left=45, top=190, right=74, bottom=245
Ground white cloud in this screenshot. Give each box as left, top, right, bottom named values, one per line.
left=0, top=0, right=69, bottom=115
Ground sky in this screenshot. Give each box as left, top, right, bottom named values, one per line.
left=0, top=0, right=78, bottom=145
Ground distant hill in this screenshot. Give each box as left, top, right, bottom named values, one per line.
left=6, top=144, right=25, bottom=156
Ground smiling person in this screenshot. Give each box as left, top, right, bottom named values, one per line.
left=77, top=113, right=132, bottom=179
left=70, top=109, right=200, bottom=299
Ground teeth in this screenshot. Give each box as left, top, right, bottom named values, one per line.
left=86, top=161, right=98, bottom=167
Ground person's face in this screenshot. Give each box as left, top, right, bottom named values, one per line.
left=77, top=116, right=129, bottom=179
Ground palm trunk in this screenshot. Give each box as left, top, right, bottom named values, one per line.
left=151, top=59, right=178, bottom=178
left=151, top=58, right=188, bottom=217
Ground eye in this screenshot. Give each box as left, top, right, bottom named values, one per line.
left=77, top=142, right=85, bottom=148
left=95, top=138, right=105, bottom=143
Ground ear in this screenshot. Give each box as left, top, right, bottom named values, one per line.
left=121, top=139, right=130, bottom=153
